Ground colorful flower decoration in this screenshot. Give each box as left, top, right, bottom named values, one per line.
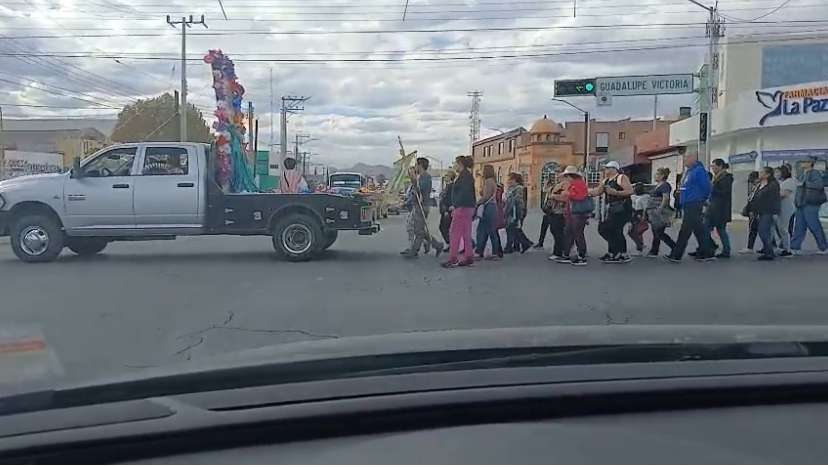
left=204, top=49, right=258, bottom=193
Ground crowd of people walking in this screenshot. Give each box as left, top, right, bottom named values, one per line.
left=402, top=151, right=828, bottom=268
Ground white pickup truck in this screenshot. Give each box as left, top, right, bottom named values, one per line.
left=0, top=142, right=378, bottom=263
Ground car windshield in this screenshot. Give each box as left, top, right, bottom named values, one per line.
left=2, top=0, right=828, bottom=411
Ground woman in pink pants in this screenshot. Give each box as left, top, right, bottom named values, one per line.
left=443, top=156, right=477, bottom=268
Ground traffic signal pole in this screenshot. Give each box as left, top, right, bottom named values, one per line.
left=584, top=111, right=590, bottom=170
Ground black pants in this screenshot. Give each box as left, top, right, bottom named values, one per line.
left=538, top=214, right=551, bottom=244
left=650, top=225, right=676, bottom=255
left=507, top=225, right=533, bottom=251
left=758, top=213, right=776, bottom=257
left=671, top=201, right=712, bottom=259
left=439, top=212, right=451, bottom=245
left=747, top=215, right=759, bottom=250
left=564, top=214, right=589, bottom=258
left=598, top=208, right=631, bottom=255
left=539, top=213, right=566, bottom=255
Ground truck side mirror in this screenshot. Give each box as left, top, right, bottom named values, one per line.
left=71, top=157, right=84, bottom=179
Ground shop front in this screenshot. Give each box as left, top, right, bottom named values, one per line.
left=672, top=79, right=828, bottom=218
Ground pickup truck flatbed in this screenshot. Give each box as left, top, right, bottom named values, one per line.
left=0, top=142, right=378, bottom=263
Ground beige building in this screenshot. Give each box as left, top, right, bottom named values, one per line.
left=473, top=116, right=580, bottom=208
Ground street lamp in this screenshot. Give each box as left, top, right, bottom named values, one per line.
left=551, top=98, right=590, bottom=170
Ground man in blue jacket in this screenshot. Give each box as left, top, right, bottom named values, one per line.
left=665, top=150, right=715, bottom=262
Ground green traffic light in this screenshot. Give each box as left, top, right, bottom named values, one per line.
left=585, top=82, right=595, bottom=92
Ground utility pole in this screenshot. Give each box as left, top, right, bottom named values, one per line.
left=583, top=112, right=590, bottom=171
left=269, top=68, right=274, bottom=154
left=294, top=133, right=314, bottom=176
left=166, top=14, right=207, bottom=142
left=467, top=90, right=482, bottom=156
left=247, top=101, right=255, bottom=167
left=280, top=95, right=310, bottom=162
left=686, top=0, right=725, bottom=165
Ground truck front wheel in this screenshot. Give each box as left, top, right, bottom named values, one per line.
left=272, top=213, right=322, bottom=262
left=66, top=238, right=108, bottom=256
left=10, top=213, right=65, bottom=263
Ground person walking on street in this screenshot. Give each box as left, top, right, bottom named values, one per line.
left=748, top=167, right=781, bottom=261
left=775, top=164, right=796, bottom=257
left=590, top=160, right=634, bottom=264
left=536, top=176, right=568, bottom=259
left=438, top=170, right=456, bottom=252
left=553, top=166, right=591, bottom=266
left=739, top=171, right=761, bottom=254
left=535, top=178, right=554, bottom=249
left=791, top=157, right=828, bottom=255
left=645, top=167, right=676, bottom=257
left=442, top=156, right=476, bottom=268
left=401, top=157, right=443, bottom=259
left=664, top=151, right=714, bottom=263
left=504, top=173, right=533, bottom=254
left=475, top=165, right=503, bottom=261
left=706, top=158, right=734, bottom=259
left=627, top=183, right=650, bottom=256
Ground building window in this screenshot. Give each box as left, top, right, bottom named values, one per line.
left=596, top=132, right=609, bottom=153
left=618, top=131, right=626, bottom=141
left=488, top=145, right=493, bottom=157
left=498, top=141, right=503, bottom=155
left=508, top=139, right=514, bottom=153
left=546, top=134, right=552, bottom=142
left=536, top=135, right=542, bottom=142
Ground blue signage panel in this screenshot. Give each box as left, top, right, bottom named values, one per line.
left=763, top=149, right=828, bottom=161
left=728, top=151, right=758, bottom=164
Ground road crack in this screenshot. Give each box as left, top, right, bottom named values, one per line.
left=173, top=310, right=339, bottom=360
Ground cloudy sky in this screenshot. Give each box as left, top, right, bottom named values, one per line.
left=1, top=0, right=826, bottom=168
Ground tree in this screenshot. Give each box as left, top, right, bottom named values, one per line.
left=111, top=93, right=212, bottom=143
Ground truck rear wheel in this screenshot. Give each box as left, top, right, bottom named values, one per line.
left=321, top=230, right=338, bottom=250
left=272, top=213, right=322, bottom=262
left=10, top=213, right=65, bottom=263
left=66, top=238, right=108, bottom=256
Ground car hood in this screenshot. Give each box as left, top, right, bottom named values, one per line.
left=68, top=324, right=828, bottom=389
left=0, top=173, right=65, bottom=190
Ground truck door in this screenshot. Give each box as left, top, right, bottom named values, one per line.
left=64, top=145, right=138, bottom=231
left=133, top=145, right=200, bottom=228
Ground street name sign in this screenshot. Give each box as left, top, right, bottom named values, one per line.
left=596, top=74, right=695, bottom=96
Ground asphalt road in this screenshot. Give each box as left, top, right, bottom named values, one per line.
left=1, top=212, right=827, bottom=385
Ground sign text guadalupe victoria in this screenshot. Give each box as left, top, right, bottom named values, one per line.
left=596, top=74, right=695, bottom=96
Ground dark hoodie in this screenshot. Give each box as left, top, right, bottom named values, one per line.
left=707, top=171, right=734, bottom=225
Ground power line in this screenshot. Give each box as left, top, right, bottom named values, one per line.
left=721, top=0, right=795, bottom=22
left=0, top=102, right=114, bottom=109
left=3, top=19, right=828, bottom=39
left=2, top=29, right=826, bottom=64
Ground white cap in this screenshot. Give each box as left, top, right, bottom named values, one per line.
left=605, top=160, right=621, bottom=170
left=562, top=165, right=582, bottom=177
